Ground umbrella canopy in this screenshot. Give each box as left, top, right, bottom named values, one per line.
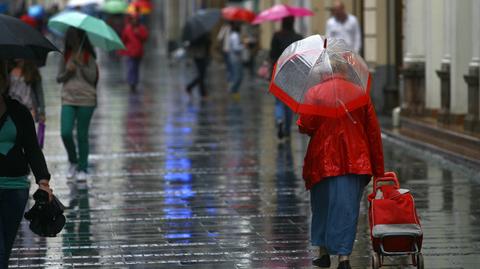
left=28, top=5, right=45, bottom=19
left=182, top=8, right=221, bottom=42
left=0, top=14, right=58, bottom=65
left=102, top=0, right=128, bottom=14
left=126, top=0, right=152, bottom=15
left=20, top=14, right=38, bottom=28
left=48, top=11, right=125, bottom=51
left=67, top=0, right=104, bottom=7
left=222, top=6, right=255, bottom=23
left=252, top=4, right=313, bottom=24
left=269, top=35, right=371, bottom=117
left=24, top=189, right=66, bottom=237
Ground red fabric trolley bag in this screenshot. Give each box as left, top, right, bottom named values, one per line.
left=368, top=172, right=424, bottom=269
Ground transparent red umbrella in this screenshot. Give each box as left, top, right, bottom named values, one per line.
left=269, top=35, right=371, bottom=117
left=222, top=6, right=255, bottom=23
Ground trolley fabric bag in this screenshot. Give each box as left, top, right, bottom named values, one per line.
left=368, top=172, right=423, bottom=254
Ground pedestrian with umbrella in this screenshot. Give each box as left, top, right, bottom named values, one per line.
left=252, top=3, right=313, bottom=139
left=270, top=35, right=385, bottom=269
left=120, top=14, right=149, bottom=92
left=8, top=59, right=46, bottom=147
left=270, top=16, right=302, bottom=139
left=226, top=21, right=244, bottom=100
left=0, top=14, right=57, bottom=268
left=182, top=9, right=220, bottom=99
left=48, top=11, right=124, bottom=181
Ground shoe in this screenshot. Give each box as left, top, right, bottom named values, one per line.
left=232, top=92, right=240, bottom=101
left=312, top=255, right=331, bottom=268
left=76, top=171, right=89, bottom=182
left=337, top=260, right=351, bottom=269
left=277, top=122, right=284, bottom=139
left=185, top=86, right=192, bottom=95
left=67, top=164, right=77, bottom=179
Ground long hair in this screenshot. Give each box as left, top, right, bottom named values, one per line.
left=0, top=60, right=9, bottom=97
left=64, top=27, right=97, bottom=60
left=20, top=60, right=41, bottom=86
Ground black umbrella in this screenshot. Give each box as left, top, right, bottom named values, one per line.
left=24, top=189, right=66, bottom=237
left=182, top=9, right=221, bottom=42
left=0, top=14, right=59, bottom=66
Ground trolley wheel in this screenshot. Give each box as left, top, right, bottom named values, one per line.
left=371, top=251, right=381, bottom=269
left=416, top=253, right=424, bottom=269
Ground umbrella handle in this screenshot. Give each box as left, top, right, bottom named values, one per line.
left=75, top=35, right=86, bottom=60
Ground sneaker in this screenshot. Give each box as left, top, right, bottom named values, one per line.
left=312, top=255, right=331, bottom=268
left=232, top=92, right=240, bottom=101
left=337, top=260, right=351, bottom=269
left=67, top=164, right=77, bottom=179
left=76, top=171, right=89, bottom=182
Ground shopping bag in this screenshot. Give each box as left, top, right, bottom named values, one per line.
left=37, top=122, right=45, bottom=148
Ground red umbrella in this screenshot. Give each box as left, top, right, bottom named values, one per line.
left=269, top=35, right=371, bottom=117
left=20, top=14, right=38, bottom=28
left=222, top=6, right=255, bottom=23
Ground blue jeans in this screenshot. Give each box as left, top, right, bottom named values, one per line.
left=228, top=54, right=243, bottom=93
left=0, top=189, right=29, bottom=268
left=223, top=52, right=233, bottom=82
left=275, top=99, right=292, bottom=135
left=126, top=57, right=141, bottom=87
left=310, top=174, right=368, bottom=255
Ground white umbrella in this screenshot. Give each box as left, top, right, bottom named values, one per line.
left=67, top=0, right=104, bottom=7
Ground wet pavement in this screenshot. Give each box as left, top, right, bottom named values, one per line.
left=9, top=15, right=480, bottom=269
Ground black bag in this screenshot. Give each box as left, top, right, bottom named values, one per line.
left=24, top=189, right=66, bottom=237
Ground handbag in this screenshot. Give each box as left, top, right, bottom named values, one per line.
left=37, top=122, right=45, bottom=148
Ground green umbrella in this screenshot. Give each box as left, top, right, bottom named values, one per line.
left=48, top=11, right=125, bottom=51
left=102, top=0, right=128, bottom=14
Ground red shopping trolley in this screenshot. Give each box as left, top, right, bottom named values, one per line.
left=368, top=172, right=424, bottom=269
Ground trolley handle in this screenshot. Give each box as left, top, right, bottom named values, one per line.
left=373, top=172, right=400, bottom=191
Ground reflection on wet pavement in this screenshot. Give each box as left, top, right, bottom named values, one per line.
left=9, top=35, right=480, bottom=269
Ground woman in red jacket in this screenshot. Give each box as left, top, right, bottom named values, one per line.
left=120, top=15, right=148, bottom=92
left=297, top=92, right=384, bottom=269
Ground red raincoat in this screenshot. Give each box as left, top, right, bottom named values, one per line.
left=297, top=97, right=384, bottom=190
left=120, top=23, right=149, bottom=58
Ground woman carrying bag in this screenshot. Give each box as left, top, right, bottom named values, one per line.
left=0, top=60, right=53, bottom=268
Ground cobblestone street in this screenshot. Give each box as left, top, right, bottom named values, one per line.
left=8, top=32, right=480, bottom=269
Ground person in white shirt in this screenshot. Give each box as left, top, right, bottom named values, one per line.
left=325, top=0, right=362, bottom=54
left=217, top=22, right=233, bottom=82
left=227, top=22, right=244, bottom=99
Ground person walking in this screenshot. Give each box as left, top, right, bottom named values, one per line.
left=0, top=60, right=53, bottom=268
left=8, top=60, right=46, bottom=125
left=216, top=22, right=232, bottom=82
left=270, top=16, right=302, bottom=139
left=57, top=27, right=98, bottom=181
left=297, top=97, right=384, bottom=269
left=326, top=0, right=362, bottom=54
left=120, top=14, right=149, bottom=92
left=185, top=33, right=211, bottom=99
left=227, top=22, right=244, bottom=100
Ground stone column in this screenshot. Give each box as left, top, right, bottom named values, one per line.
left=401, top=0, right=426, bottom=116
left=449, top=0, right=472, bottom=122
left=464, top=0, right=480, bottom=132
left=436, top=0, right=452, bottom=124
left=424, top=0, right=443, bottom=114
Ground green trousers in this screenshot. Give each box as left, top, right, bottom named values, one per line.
left=61, top=105, right=95, bottom=172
